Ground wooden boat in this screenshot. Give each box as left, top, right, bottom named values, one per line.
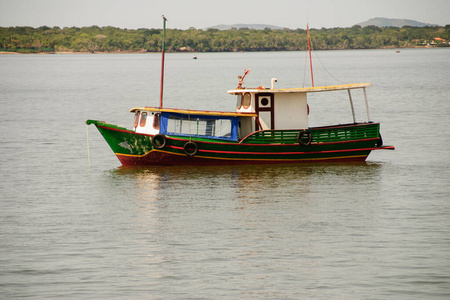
left=86, top=18, right=394, bottom=166
left=86, top=80, right=394, bottom=166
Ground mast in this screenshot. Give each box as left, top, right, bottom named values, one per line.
left=307, top=23, right=314, bottom=87
left=159, top=15, right=167, bottom=108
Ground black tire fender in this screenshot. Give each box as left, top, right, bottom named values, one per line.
left=183, top=141, right=198, bottom=157
left=297, top=130, right=312, bottom=146
left=152, top=134, right=167, bottom=149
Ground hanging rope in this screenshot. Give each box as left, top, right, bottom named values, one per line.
left=301, top=26, right=343, bottom=87
left=312, top=48, right=343, bottom=85
left=188, top=110, right=192, bottom=142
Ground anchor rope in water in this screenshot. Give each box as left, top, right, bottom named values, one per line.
left=86, top=123, right=91, bottom=168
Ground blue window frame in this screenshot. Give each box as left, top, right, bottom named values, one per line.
left=160, top=112, right=239, bottom=141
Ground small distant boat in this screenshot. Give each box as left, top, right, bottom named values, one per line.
left=86, top=18, right=394, bottom=166
left=396, top=50, right=401, bottom=53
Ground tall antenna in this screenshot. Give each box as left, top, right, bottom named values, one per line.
left=307, top=23, right=314, bottom=87
left=159, top=15, right=167, bottom=108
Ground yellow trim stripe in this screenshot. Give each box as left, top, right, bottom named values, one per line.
left=129, top=107, right=257, bottom=117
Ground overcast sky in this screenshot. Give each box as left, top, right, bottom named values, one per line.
left=0, top=0, right=448, bottom=30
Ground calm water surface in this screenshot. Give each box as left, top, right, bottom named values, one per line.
left=1, top=49, right=449, bottom=299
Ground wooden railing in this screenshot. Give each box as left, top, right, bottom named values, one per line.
left=241, top=123, right=380, bottom=144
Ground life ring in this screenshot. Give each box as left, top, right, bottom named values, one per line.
left=152, top=134, right=167, bottom=149
left=183, top=141, right=198, bottom=157
left=297, top=130, right=312, bottom=146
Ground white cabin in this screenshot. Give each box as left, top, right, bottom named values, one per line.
left=228, top=82, right=372, bottom=137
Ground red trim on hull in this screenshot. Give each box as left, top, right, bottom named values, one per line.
left=373, top=145, right=395, bottom=150
left=116, top=150, right=369, bottom=166
left=97, top=125, right=135, bottom=134
left=167, top=144, right=382, bottom=156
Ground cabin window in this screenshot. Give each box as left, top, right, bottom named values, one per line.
left=133, top=111, right=140, bottom=128
left=236, top=93, right=251, bottom=110
left=166, top=116, right=232, bottom=137
left=139, top=112, right=147, bottom=127
left=242, top=93, right=251, bottom=109
left=159, top=112, right=239, bottom=141
left=153, top=113, right=161, bottom=129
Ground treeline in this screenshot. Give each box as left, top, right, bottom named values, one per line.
left=1, top=25, right=449, bottom=53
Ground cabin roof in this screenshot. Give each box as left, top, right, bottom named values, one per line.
left=130, top=107, right=257, bottom=117
left=227, top=83, right=372, bottom=94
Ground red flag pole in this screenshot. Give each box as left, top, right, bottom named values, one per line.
left=159, top=15, right=167, bottom=108
left=307, top=23, right=314, bottom=87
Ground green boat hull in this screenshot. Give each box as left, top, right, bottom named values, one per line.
left=87, top=120, right=393, bottom=166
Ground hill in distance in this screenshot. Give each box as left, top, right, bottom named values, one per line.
left=206, top=18, right=441, bottom=31
left=356, top=17, right=439, bottom=27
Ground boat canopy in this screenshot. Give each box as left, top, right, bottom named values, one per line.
left=227, top=83, right=371, bottom=94
left=130, top=107, right=257, bottom=118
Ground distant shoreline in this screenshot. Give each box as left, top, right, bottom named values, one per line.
left=3, top=25, right=448, bottom=53
left=0, top=46, right=442, bottom=55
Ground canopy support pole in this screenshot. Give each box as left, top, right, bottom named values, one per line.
left=307, top=23, right=314, bottom=87
left=363, top=87, right=371, bottom=122
left=348, top=89, right=356, bottom=123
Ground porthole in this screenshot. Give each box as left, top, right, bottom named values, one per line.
left=260, top=97, right=269, bottom=106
